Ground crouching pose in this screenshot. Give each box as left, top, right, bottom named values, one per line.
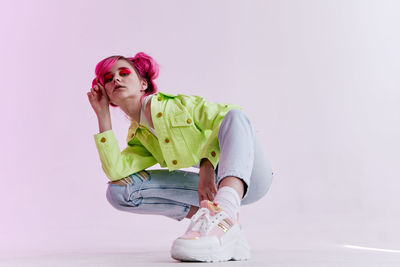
left=87, top=52, right=274, bottom=262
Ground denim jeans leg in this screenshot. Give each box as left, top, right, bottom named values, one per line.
left=241, top=132, right=274, bottom=205
left=105, top=110, right=274, bottom=220
left=216, top=109, right=255, bottom=198
left=216, top=109, right=274, bottom=204
left=106, top=169, right=201, bottom=221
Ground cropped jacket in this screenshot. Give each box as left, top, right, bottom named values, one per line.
left=93, top=91, right=242, bottom=181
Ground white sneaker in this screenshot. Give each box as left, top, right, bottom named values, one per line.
left=170, top=200, right=251, bottom=262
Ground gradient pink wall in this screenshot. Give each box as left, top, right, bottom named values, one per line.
left=1, top=0, right=399, bottom=256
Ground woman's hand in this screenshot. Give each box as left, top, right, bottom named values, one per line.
left=87, top=78, right=110, bottom=115
left=198, top=159, right=218, bottom=203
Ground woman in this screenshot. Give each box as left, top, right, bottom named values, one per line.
left=87, top=52, right=274, bottom=262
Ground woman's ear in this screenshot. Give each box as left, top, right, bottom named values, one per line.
left=141, top=79, right=148, bottom=90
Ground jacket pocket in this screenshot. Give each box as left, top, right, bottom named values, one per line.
left=170, top=111, right=193, bottom=128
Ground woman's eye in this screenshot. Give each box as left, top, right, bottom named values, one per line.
left=120, top=70, right=130, bottom=76
left=103, top=69, right=130, bottom=83
left=104, top=74, right=113, bottom=83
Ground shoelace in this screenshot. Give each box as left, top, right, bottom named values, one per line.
left=189, top=207, right=212, bottom=235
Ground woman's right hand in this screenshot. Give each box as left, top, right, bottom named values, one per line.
left=87, top=78, right=110, bottom=115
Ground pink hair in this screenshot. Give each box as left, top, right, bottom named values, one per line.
left=92, top=52, right=159, bottom=107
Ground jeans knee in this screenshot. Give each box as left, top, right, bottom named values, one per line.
left=225, top=109, right=246, bottom=120
left=106, top=185, right=120, bottom=209
left=219, top=109, right=253, bottom=139
left=106, top=184, right=138, bottom=211
left=222, top=109, right=251, bottom=128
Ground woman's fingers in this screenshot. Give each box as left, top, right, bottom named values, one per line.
left=207, top=191, right=214, bottom=201
left=212, top=182, right=218, bottom=195
left=198, top=190, right=214, bottom=202
left=96, top=79, right=105, bottom=91
left=198, top=192, right=205, bottom=203
left=88, top=91, right=94, bottom=100
left=98, top=82, right=106, bottom=94
left=88, top=86, right=102, bottom=105
left=97, top=79, right=103, bottom=88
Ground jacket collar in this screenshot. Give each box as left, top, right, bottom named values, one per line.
left=129, top=119, right=140, bottom=133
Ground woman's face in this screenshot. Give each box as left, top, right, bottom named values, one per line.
left=102, top=59, right=147, bottom=105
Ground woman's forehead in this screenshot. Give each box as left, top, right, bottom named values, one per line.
left=105, top=60, right=134, bottom=75
left=111, top=59, right=133, bottom=70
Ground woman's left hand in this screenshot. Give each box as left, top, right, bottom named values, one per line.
left=198, top=159, right=218, bottom=203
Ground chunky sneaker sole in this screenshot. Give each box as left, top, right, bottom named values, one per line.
left=171, top=225, right=251, bottom=262
left=170, top=200, right=251, bottom=262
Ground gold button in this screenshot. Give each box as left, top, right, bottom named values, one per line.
left=100, top=137, right=106, bottom=143
left=130, top=133, right=135, bottom=138
left=157, top=112, right=163, bottom=117
left=165, top=138, right=170, bottom=143
left=187, top=118, right=192, bottom=124
left=172, top=160, right=178, bottom=165
left=157, top=96, right=162, bottom=101
left=211, top=151, right=216, bottom=157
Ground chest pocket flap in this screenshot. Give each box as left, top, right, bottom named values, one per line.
left=171, top=111, right=193, bottom=127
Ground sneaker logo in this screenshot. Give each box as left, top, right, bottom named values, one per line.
left=223, top=218, right=233, bottom=227
left=217, top=223, right=229, bottom=232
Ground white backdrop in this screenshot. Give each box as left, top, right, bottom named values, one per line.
left=1, top=0, right=399, bottom=256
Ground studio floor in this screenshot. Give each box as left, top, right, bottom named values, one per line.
left=1, top=245, right=399, bottom=267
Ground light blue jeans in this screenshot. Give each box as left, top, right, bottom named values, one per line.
left=106, top=109, right=274, bottom=221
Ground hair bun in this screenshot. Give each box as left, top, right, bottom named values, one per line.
left=129, top=52, right=159, bottom=91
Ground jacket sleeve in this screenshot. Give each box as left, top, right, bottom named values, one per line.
left=93, top=130, right=157, bottom=181
left=181, top=95, right=242, bottom=169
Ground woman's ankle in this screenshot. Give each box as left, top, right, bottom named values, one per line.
left=218, top=176, right=245, bottom=199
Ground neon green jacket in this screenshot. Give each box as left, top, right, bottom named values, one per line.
left=93, top=92, right=242, bottom=181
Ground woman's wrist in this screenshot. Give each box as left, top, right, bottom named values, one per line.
left=200, top=158, right=214, bottom=169
left=96, top=108, right=110, bottom=118
left=97, top=111, right=112, bottom=133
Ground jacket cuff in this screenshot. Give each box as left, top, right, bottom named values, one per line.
left=93, top=130, right=120, bottom=180
left=94, top=130, right=118, bottom=150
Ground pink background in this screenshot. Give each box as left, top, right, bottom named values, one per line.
left=1, top=0, right=399, bottom=256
